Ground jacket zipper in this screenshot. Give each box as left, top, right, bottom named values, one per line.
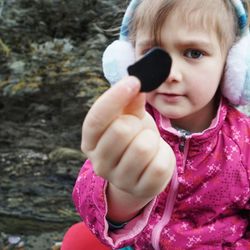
left=179, top=129, right=191, bottom=152
left=151, top=132, right=190, bottom=249
left=151, top=168, right=179, bottom=250
left=179, top=135, right=186, bottom=152
left=179, top=132, right=190, bottom=172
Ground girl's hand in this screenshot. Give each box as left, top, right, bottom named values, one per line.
left=81, top=76, right=175, bottom=200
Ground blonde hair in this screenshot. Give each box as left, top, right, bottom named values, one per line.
left=129, top=0, right=250, bottom=53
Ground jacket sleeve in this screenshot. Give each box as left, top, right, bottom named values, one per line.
left=72, top=159, right=157, bottom=249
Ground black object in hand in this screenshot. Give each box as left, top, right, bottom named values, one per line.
left=127, top=48, right=172, bottom=92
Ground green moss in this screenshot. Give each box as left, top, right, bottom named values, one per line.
left=0, top=38, right=11, bottom=57
left=10, top=80, right=41, bottom=95
left=0, top=80, right=9, bottom=91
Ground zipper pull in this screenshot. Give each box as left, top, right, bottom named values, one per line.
left=179, top=136, right=186, bottom=152
left=176, top=128, right=190, bottom=152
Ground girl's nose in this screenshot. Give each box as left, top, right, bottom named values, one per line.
left=165, top=59, right=182, bottom=83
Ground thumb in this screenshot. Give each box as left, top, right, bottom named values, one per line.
left=82, top=76, right=141, bottom=151
left=123, top=92, right=146, bottom=119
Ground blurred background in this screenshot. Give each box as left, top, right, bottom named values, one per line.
left=0, top=0, right=249, bottom=249
left=0, top=0, right=125, bottom=249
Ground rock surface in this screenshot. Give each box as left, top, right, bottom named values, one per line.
left=0, top=0, right=125, bottom=249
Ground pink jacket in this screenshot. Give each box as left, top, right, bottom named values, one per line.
left=73, top=99, right=250, bottom=249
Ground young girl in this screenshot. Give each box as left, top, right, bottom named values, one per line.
left=63, top=0, right=250, bottom=249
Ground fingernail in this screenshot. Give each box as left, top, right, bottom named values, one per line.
left=126, top=77, right=140, bottom=93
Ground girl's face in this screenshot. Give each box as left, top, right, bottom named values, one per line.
left=135, top=13, right=227, bottom=132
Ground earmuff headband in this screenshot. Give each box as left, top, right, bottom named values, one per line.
left=120, top=0, right=249, bottom=39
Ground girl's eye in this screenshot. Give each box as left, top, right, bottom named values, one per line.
left=184, top=49, right=204, bottom=59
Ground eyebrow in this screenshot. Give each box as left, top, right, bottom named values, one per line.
left=137, top=38, right=214, bottom=50
left=175, top=39, right=214, bottom=50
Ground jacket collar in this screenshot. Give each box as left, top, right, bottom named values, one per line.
left=147, top=97, right=229, bottom=141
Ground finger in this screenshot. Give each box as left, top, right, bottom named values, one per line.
left=112, top=129, right=160, bottom=190
left=136, top=139, right=176, bottom=198
left=141, top=111, right=160, bottom=132
left=82, top=76, right=141, bottom=151
left=90, top=115, right=143, bottom=177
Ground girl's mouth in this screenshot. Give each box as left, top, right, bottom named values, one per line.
left=158, top=93, right=183, bottom=103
